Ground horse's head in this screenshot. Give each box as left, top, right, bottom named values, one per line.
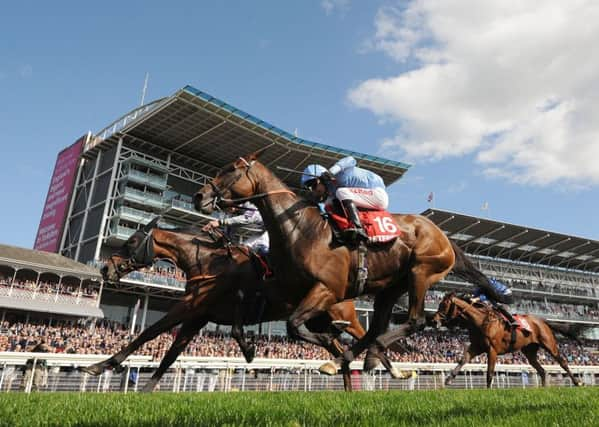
left=100, top=217, right=161, bottom=283
left=432, top=292, right=461, bottom=328
left=193, top=154, right=262, bottom=214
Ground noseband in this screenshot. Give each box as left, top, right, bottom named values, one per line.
left=110, top=228, right=155, bottom=280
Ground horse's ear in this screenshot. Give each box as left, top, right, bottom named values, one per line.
left=143, top=216, right=161, bottom=232
left=249, top=142, right=276, bottom=160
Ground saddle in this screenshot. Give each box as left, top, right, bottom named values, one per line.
left=324, top=200, right=402, bottom=245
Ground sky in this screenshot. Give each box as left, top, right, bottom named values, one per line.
left=1, top=0, right=599, bottom=249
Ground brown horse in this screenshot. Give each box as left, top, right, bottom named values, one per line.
left=432, top=292, right=582, bottom=388
left=193, top=154, right=505, bottom=375
left=81, top=219, right=395, bottom=391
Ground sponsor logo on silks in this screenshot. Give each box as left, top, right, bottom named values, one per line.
left=349, top=188, right=375, bottom=196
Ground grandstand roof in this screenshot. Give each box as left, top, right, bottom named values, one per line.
left=0, top=244, right=100, bottom=279
left=86, top=85, right=410, bottom=187
left=423, top=209, right=599, bottom=273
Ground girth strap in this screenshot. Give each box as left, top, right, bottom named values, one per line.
left=354, top=241, right=368, bottom=297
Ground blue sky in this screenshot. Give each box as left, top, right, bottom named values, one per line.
left=1, top=1, right=598, bottom=249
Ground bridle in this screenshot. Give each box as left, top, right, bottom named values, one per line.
left=109, top=228, right=156, bottom=280
left=436, top=295, right=470, bottom=326
left=202, top=157, right=295, bottom=209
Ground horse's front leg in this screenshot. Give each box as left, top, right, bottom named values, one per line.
left=486, top=348, right=498, bottom=388
left=445, top=343, right=482, bottom=386
left=142, top=319, right=206, bottom=392
left=80, top=295, right=198, bottom=376
left=286, top=282, right=338, bottom=346
left=230, top=289, right=256, bottom=363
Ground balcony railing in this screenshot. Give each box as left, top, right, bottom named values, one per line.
left=122, top=187, right=166, bottom=209
left=124, top=169, right=167, bottom=189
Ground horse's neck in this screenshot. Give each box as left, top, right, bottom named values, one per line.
left=253, top=168, right=328, bottom=251
left=454, top=299, right=486, bottom=329
left=152, top=231, right=201, bottom=277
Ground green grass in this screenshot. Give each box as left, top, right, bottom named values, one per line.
left=0, top=388, right=596, bottom=427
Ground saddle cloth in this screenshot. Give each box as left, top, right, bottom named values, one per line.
left=513, top=315, right=532, bottom=332
left=325, top=204, right=401, bottom=243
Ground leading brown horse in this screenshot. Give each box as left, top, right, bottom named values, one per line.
left=81, top=220, right=395, bottom=391
left=193, top=154, right=505, bottom=375
left=432, top=292, right=582, bottom=388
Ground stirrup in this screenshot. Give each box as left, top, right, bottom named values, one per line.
left=331, top=320, right=351, bottom=331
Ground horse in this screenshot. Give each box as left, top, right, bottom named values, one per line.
left=193, top=153, right=505, bottom=376
left=432, top=292, right=582, bottom=388
left=81, top=219, right=397, bottom=391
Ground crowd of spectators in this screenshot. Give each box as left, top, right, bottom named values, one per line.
left=506, top=279, right=595, bottom=297
left=1, top=318, right=596, bottom=366
left=0, top=277, right=98, bottom=300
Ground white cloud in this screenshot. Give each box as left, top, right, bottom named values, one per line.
left=322, top=0, right=350, bottom=16
left=349, top=1, right=599, bottom=186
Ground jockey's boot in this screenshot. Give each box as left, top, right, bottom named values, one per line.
left=341, top=199, right=369, bottom=243
left=496, top=304, right=518, bottom=328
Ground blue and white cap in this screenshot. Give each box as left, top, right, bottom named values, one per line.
left=301, top=164, right=328, bottom=187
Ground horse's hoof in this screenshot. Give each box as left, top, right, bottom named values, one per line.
left=79, top=365, right=102, bottom=376
left=363, top=353, right=381, bottom=372
left=141, top=382, right=157, bottom=393
left=445, top=377, right=453, bottom=386
left=244, top=346, right=256, bottom=364
left=319, top=361, right=339, bottom=376
left=392, top=368, right=411, bottom=379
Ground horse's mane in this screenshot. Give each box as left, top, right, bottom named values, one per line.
left=161, top=225, right=204, bottom=236
left=156, top=225, right=225, bottom=248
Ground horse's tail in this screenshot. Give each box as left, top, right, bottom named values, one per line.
left=449, top=240, right=513, bottom=304
left=545, top=320, right=583, bottom=344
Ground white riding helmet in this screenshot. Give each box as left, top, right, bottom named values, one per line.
left=301, top=164, right=328, bottom=187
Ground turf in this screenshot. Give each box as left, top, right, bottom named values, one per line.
left=0, top=387, right=596, bottom=427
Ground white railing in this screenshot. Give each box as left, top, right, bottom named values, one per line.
left=0, top=287, right=98, bottom=307
left=1, top=353, right=596, bottom=393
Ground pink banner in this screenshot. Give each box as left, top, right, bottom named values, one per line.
left=34, top=136, right=85, bottom=252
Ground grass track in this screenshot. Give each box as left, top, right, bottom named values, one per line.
left=0, top=388, right=596, bottom=426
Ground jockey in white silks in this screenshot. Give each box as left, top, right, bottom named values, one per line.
left=202, top=201, right=269, bottom=255
left=300, top=156, right=389, bottom=242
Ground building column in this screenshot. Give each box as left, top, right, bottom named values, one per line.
left=75, top=149, right=103, bottom=261
left=94, top=138, right=123, bottom=261
left=140, top=294, right=149, bottom=331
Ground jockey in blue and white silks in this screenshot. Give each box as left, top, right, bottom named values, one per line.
left=472, top=278, right=518, bottom=326
left=203, top=201, right=269, bottom=255
left=301, top=156, right=389, bottom=242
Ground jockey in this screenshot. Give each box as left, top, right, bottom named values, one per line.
left=202, top=201, right=269, bottom=255
left=472, top=278, right=518, bottom=327
left=301, top=156, right=389, bottom=243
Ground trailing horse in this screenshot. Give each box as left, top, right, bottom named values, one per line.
left=193, top=154, right=503, bottom=375
left=432, top=292, right=582, bottom=388
left=81, top=219, right=395, bottom=391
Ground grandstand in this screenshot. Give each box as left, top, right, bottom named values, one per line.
left=0, top=243, right=102, bottom=323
